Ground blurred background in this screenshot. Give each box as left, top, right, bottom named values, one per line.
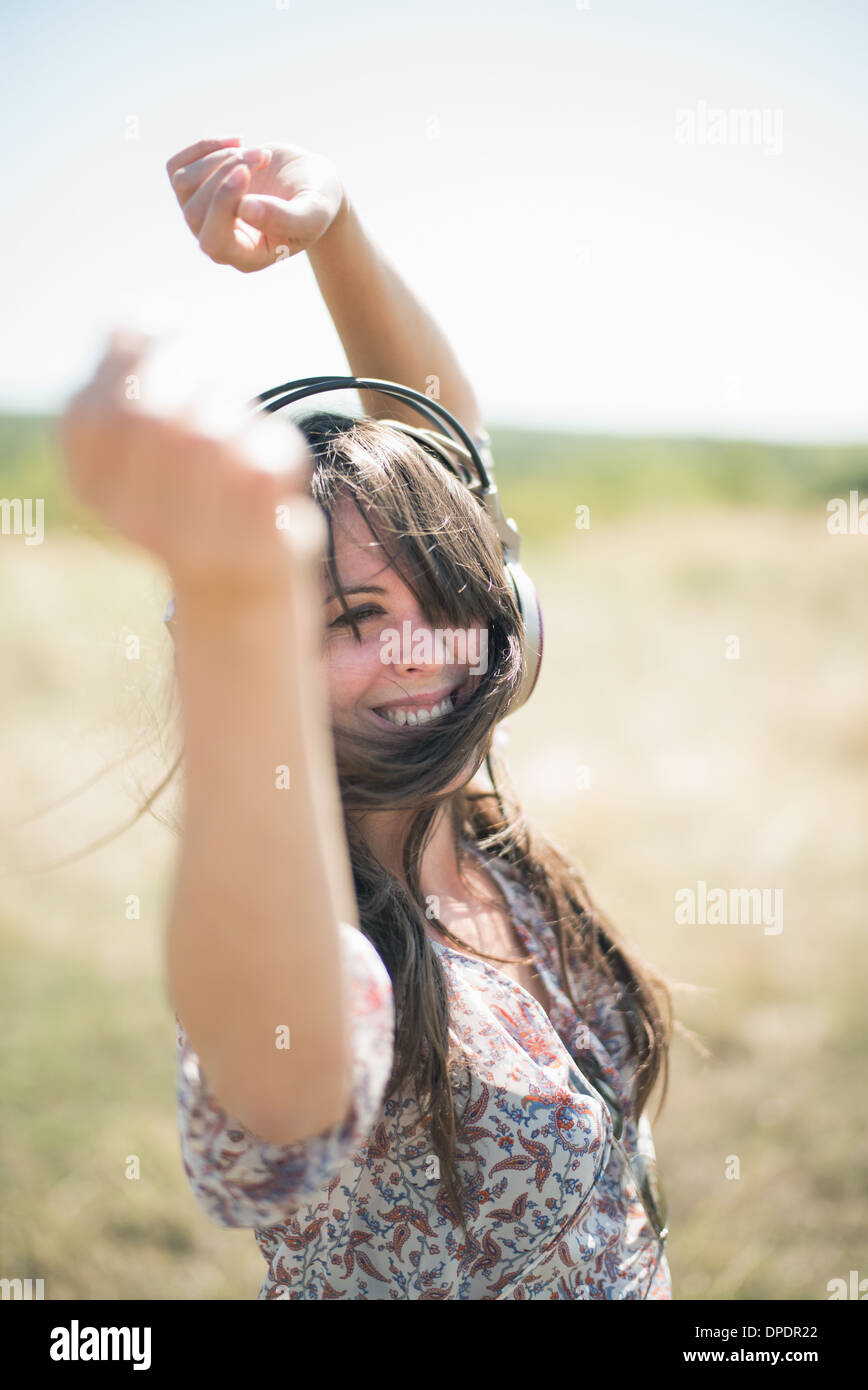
left=1, top=0, right=866, bottom=1300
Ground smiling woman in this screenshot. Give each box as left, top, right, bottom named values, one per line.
left=59, top=133, right=680, bottom=1301
left=321, top=493, right=486, bottom=730
left=302, top=411, right=520, bottom=787
left=172, top=401, right=674, bottom=1297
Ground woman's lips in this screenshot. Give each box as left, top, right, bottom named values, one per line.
left=369, top=680, right=468, bottom=726
left=373, top=681, right=460, bottom=714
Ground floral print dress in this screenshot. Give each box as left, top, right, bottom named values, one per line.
left=175, top=846, right=671, bottom=1299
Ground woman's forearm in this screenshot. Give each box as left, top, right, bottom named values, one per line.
left=165, top=570, right=358, bottom=1146
left=307, top=190, right=485, bottom=435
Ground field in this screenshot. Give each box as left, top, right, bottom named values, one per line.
left=1, top=417, right=866, bottom=1299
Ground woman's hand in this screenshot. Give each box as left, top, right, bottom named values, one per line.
left=59, top=329, right=327, bottom=602
left=165, top=137, right=346, bottom=272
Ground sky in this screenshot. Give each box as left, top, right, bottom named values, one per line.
left=1, top=0, right=866, bottom=442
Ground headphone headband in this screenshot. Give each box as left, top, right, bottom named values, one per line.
left=252, top=375, right=524, bottom=568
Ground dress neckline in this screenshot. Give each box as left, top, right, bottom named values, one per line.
left=429, top=840, right=557, bottom=1025
left=435, top=842, right=630, bottom=1132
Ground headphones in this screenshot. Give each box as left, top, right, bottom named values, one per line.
left=165, top=374, right=543, bottom=714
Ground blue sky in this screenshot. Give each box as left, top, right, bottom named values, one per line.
left=2, top=0, right=866, bottom=441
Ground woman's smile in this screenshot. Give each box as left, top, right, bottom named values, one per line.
left=368, top=679, right=469, bottom=728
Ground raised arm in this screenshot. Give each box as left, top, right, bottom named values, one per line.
left=165, top=137, right=485, bottom=434
left=305, top=191, right=485, bottom=434
left=60, top=332, right=364, bottom=1150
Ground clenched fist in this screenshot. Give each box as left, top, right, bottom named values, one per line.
left=59, top=329, right=327, bottom=604
left=166, top=136, right=346, bottom=272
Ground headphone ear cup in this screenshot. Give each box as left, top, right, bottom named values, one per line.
left=503, top=561, right=544, bottom=714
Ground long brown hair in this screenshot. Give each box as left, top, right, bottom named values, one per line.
left=295, top=411, right=674, bottom=1242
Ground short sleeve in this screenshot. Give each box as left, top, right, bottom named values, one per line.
left=175, top=922, right=395, bottom=1229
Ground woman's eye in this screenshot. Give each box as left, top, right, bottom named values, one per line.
left=328, top=604, right=385, bottom=630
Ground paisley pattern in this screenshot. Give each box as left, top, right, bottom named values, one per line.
left=175, top=847, right=671, bottom=1299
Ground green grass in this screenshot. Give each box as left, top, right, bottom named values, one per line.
left=3, top=410, right=868, bottom=539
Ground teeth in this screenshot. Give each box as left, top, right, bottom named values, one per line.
left=378, top=693, right=456, bottom=725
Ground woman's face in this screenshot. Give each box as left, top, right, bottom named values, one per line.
left=321, top=495, right=486, bottom=738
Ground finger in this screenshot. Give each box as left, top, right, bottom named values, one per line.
left=170, top=147, right=239, bottom=208
left=179, top=148, right=268, bottom=236
left=237, top=190, right=331, bottom=251
left=171, top=145, right=267, bottom=214
left=73, top=329, right=151, bottom=411
left=198, top=161, right=252, bottom=264
left=59, top=333, right=146, bottom=506
left=166, top=136, right=240, bottom=181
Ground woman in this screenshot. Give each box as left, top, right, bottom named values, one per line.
left=62, top=138, right=675, bottom=1299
